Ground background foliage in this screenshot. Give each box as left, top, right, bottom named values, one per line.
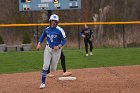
left=22, top=32, right=31, bottom=44
left=0, top=35, right=4, bottom=44
left=0, top=0, right=140, bottom=48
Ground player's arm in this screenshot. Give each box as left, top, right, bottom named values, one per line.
left=53, top=37, right=66, bottom=50
left=37, top=42, right=41, bottom=49
left=53, top=28, right=67, bottom=50
left=59, top=37, right=67, bottom=47
left=80, top=30, right=86, bottom=38
left=59, top=29, right=67, bottom=49
left=37, top=30, right=47, bottom=49
left=90, top=29, right=94, bottom=40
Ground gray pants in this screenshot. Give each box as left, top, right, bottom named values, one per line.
left=43, top=45, right=61, bottom=71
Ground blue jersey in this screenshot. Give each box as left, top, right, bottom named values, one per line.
left=39, top=26, right=67, bottom=48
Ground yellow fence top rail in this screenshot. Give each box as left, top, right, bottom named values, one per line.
left=0, top=21, right=140, bottom=27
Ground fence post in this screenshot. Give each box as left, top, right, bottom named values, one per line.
left=78, top=25, right=80, bottom=49
left=122, top=24, right=125, bottom=48
left=36, top=26, right=39, bottom=45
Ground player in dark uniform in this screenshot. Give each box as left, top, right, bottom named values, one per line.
left=80, top=24, right=94, bottom=56
left=47, top=50, right=72, bottom=77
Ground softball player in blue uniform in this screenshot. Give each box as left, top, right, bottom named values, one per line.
left=37, top=14, right=67, bottom=89
left=80, top=24, right=94, bottom=56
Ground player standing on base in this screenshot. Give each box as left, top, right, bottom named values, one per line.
left=80, top=24, right=94, bottom=56
left=37, top=14, right=67, bottom=89
left=47, top=50, right=72, bottom=77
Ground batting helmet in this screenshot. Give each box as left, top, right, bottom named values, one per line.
left=49, top=14, right=59, bottom=21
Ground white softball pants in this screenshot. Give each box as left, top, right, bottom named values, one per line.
left=43, top=45, right=61, bottom=71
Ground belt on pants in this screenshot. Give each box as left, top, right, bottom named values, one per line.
left=47, top=44, right=54, bottom=49
left=47, top=45, right=61, bottom=49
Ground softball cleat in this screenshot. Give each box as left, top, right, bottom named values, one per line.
left=47, top=73, right=55, bottom=78
left=85, top=54, right=89, bottom=56
left=63, top=72, right=72, bottom=76
left=39, top=83, right=45, bottom=89
left=89, top=52, right=93, bottom=55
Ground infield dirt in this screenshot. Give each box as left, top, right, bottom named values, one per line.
left=0, top=65, right=140, bottom=93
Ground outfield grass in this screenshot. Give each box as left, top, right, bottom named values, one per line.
left=0, top=48, right=140, bottom=74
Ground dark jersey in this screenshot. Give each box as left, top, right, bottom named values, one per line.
left=81, top=28, right=93, bottom=39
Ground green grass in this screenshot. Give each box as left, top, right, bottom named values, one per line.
left=0, top=48, right=140, bottom=74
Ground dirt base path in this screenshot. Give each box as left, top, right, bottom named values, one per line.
left=0, top=65, right=140, bottom=93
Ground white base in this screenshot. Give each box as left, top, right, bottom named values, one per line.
left=58, top=76, right=77, bottom=81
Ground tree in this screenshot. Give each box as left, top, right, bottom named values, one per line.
left=22, top=32, right=31, bottom=44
